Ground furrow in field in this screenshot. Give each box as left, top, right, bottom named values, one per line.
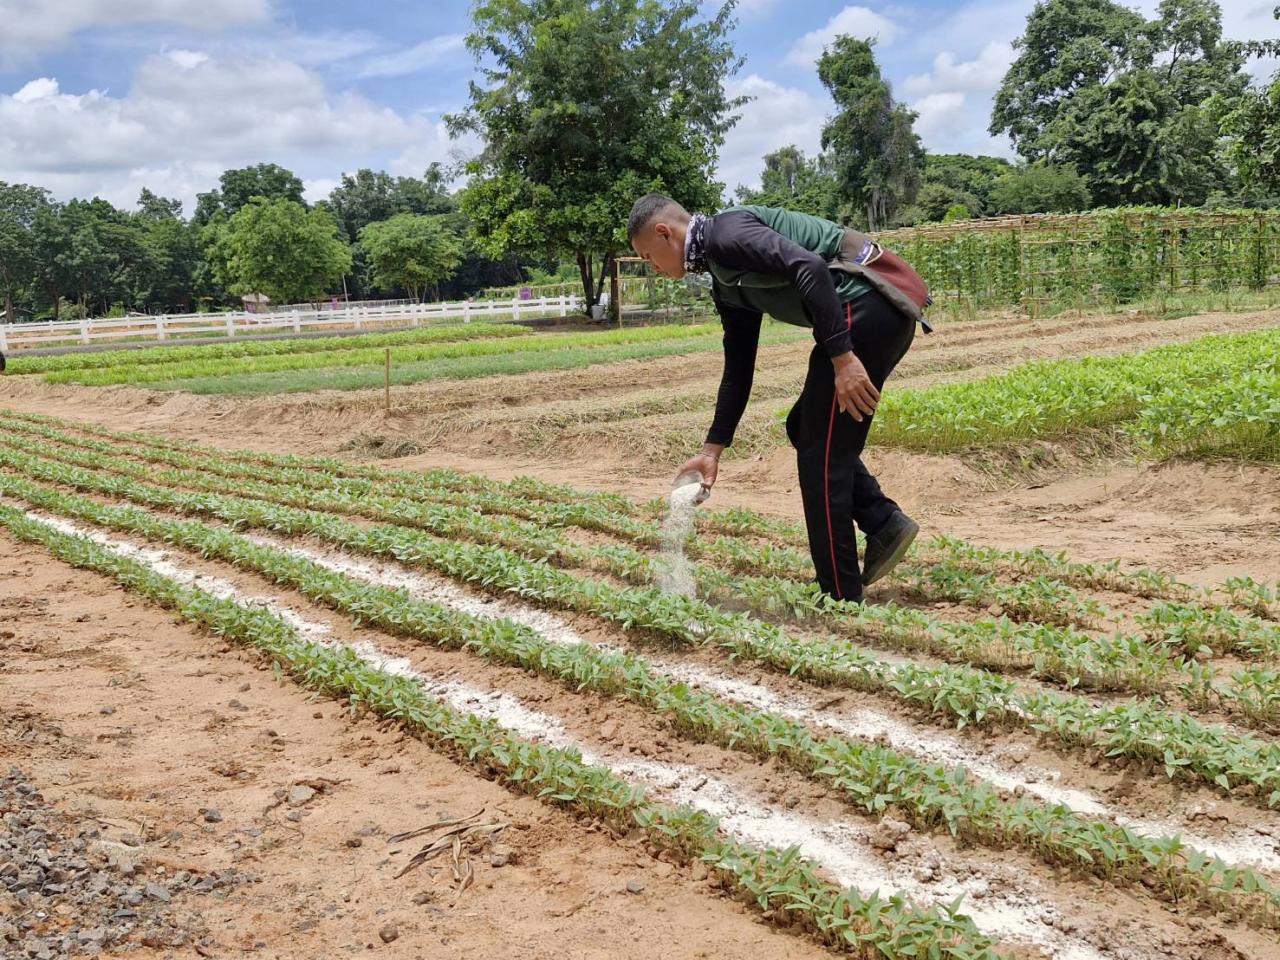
left=10, top=505, right=1135, bottom=960
left=0, top=437, right=1208, bottom=722
left=6, top=454, right=1279, bottom=819
left=17, top=410, right=1273, bottom=637
left=12, top=475, right=1278, bottom=936
left=244, top=530, right=1280, bottom=876
left=15, top=430, right=1280, bottom=729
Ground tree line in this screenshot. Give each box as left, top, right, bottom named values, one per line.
left=1, top=0, right=1276, bottom=323
left=0, top=163, right=526, bottom=324
left=740, top=1, right=1280, bottom=229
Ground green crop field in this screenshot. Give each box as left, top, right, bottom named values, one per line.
left=868, top=327, right=1280, bottom=461
left=6, top=321, right=818, bottom=395
left=3, top=408, right=1280, bottom=957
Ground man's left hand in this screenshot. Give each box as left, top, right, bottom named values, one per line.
left=832, top=351, right=879, bottom=421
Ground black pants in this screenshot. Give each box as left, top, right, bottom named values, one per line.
left=785, top=289, right=915, bottom=601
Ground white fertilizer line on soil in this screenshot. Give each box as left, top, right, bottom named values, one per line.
left=21, top=508, right=1123, bottom=960
left=253, top=532, right=1280, bottom=877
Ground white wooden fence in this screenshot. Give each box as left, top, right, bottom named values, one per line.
left=0, top=293, right=583, bottom=351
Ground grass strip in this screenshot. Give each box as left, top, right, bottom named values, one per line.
left=4, top=322, right=525, bottom=376
left=0, top=434, right=1201, bottom=698
left=42, top=322, right=807, bottom=393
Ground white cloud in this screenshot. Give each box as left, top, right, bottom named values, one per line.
left=899, top=38, right=1017, bottom=156
left=903, top=41, right=1014, bottom=97
left=784, top=6, right=899, bottom=68
left=0, top=0, right=270, bottom=67
left=907, top=88, right=1014, bottom=158
left=258, top=30, right=383, bottom=68
left=12, top=77, right=60, bottom=102
left=0, top=52, right=469, bottom=211
left=355, top=34, right=468, bottom=79
left=716, top=74, right=827, bottom=194
left=909, top=92, right=967, bottom=143
left=164, top=48, right=208, bottom=69
left=302, top=177, right=340, bottom=205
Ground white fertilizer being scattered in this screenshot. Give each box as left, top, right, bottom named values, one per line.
left=655, top=479, right=704, bottom=597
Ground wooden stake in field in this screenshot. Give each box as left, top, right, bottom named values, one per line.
left=384, top=348, right=391, bottom=412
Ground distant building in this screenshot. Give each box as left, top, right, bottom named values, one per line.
left=241, top=293, right=271, bottom=314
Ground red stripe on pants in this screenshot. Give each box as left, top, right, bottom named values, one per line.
left=822, top=301, right=855, bottom=599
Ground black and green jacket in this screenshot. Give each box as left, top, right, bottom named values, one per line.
left=703, top=205, right=873, bottom=446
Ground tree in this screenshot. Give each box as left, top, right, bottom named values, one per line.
left=988, top=162, right=1092, bottom=214
left=896, top=154, right=1016, bottom=225
left=359, top=214, right=463, bottom=302
left=207, top=198, right=352, bottom=304
left=1216, top=6, right=1280, bottom=194
left=137, top=188, right=184, bottom=222
left=323, top=164, right=456, bottom=245
left=897, top=182, right=984, bottom=224
left=920, top=154, right=1013, bottom=210
left=194, top=163, right=306, bottom=225
left=450, top=0, right=743, bottom=314
left=0, top=183, right=49, bottom=324
left=320, top=165, right=464, bottom=301
left=735, top=146, right=841, bottom=220
left=992, top=0, right=1146, bottom=158
left=992, top=0, right=1248, bottom=206
left=29, top=198, right=151, bottom=319
left=817, top=36, right=922, bottom=231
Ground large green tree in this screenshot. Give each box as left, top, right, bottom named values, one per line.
left=817, top=36, right=922, bottom=231
left=896, top=155, right=1016, bottom=224
left=992, top=0, right=1248, bottom=206
left=194, top=163, right=306, bottom=225
left=920, top=154, right=1013, bottom=211
left=27, top=198, right=152, bottom=320
left=735, top=146, right=841, bottom=220
left=989, top=162, right=1092, bottom=214
left=1216, top=6, right=1280, bottom=194
left=450, top=0, right=743, bottom=313
left=359, top=214, right=463, bottom=302
left=132, top=189, right=200, bottom=313
left=207, top=197, right=352, bottom=304
left=0, top=183, right=50, bottom=324
left=321, top=165, right=461, bottom=301
left=323, top=164, right=456, bottom=245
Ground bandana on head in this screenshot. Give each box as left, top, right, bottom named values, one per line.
left=683, top=212, right=709, bottom=274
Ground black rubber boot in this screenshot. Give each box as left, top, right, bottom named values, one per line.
left=862, top=510, right=919, bottom=586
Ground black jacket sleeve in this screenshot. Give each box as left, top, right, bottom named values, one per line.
left=705, top=210, right=851, bottom=358
left=705, top=286, right=763, bottom=448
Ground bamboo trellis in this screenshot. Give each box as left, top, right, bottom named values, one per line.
left=877, top=208, right=1280, bottom=319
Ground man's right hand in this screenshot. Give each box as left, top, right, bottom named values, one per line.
left=675, top=443, right=725, bottom=489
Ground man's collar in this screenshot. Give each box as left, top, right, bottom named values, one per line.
left=683, top=213, right=709, bottom=274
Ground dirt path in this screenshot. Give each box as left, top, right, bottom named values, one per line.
left=0, top=532, right=837, bottom=960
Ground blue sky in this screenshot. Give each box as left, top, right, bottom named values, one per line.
left=0, top=0, right=1274, bottom=212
